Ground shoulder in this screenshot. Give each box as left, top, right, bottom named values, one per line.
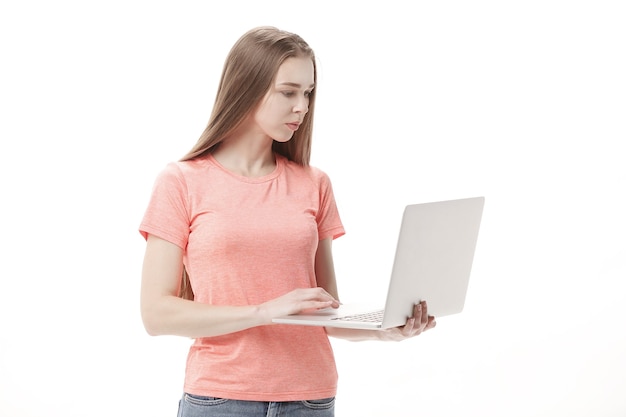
left=168, top=157, right=210, bottom=176
left=148, top=159, right=212, bottom=199
left=280, top=155, right=332, bottom=186
left=156, top=158, right=210, bottom=183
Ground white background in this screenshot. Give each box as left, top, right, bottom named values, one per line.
left=1, top=1, right=624, bottom=416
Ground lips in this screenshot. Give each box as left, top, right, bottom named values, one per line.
left=286, top=122, right=300, bottom=131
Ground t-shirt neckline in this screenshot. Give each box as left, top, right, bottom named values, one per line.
left=207, top=153, right=285, bottom=183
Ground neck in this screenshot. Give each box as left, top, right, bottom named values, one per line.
left=212, top=136, right=276, bottom=178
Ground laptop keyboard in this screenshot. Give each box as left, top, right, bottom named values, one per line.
left=331, top=309, right=384, bottom=322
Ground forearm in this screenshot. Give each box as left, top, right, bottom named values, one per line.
left=141, top=295, right=268, bottom=338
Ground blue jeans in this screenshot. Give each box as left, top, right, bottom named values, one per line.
left=177, top=393, right=335, bottom=417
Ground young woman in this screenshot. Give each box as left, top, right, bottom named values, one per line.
left=139, top=26, right=436, bottom=417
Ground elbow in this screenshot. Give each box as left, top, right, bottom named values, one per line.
left=142, top=321, right=161, bottom=337
left=141, top=313, right=160, bottom=336
left=140, top=303, right=167, bottom=336
left=141, top=293, right=188, bottom=337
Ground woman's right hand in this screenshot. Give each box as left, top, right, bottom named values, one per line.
left=259, top=287, right=341, bottom=322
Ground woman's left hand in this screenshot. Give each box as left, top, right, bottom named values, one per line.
left=379, top=300, right=436, bottom=341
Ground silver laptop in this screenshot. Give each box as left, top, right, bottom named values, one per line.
left=272, top=196, right=485, bottom=330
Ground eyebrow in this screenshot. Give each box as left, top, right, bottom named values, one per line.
left=277, top=82, right=315, bottom=89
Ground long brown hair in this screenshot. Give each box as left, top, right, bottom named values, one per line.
left=177, top=26, right=318, bottom=300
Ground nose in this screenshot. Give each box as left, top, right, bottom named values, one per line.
left=293, top=96, right=309, bottom=114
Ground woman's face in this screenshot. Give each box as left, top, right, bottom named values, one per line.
left=253, top=56, right=315, bottom=143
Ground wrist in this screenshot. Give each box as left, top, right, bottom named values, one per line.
left=254, top=304, right=273, bottom=326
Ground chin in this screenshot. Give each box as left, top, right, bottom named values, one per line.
left=273, top=133, right=295, bottom=143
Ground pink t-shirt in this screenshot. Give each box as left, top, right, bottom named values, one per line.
left=139, top=154, right=345, bottom=401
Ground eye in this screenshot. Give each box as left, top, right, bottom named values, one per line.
left=304, top=90, right=313, bottom=98
left=281, top=91, right=295, bottom=97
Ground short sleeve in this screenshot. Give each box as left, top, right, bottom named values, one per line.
left=315, top=170, right=345, bottom=241
left=138, top=162, right=191, bottom=249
